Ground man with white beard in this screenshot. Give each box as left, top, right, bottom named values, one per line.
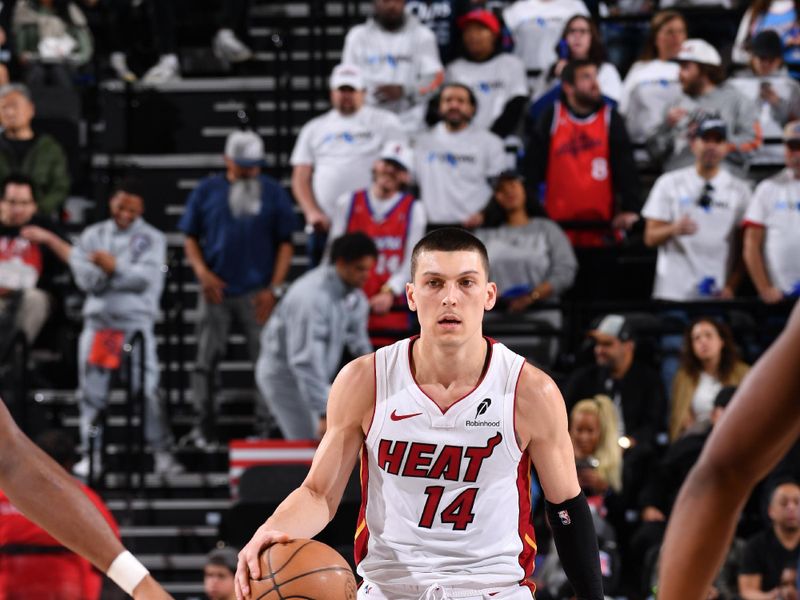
left=178, top=130, right=296, bottom=447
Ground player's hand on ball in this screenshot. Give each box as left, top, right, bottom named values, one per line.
left=235, top=527, right=291, bottom=599
left=132, top=575, right=174, bottom=599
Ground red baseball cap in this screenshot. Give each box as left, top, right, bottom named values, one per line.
left=457, top=9, right=500, bottom=36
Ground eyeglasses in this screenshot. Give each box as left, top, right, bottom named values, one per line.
left=697, top=182, right=713, bottom=209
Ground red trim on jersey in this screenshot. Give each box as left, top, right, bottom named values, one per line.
left=406, top=337, right=494, bottom=415
left=512, top=361, right=526, bottom=454
left=741, top=219, right=765, bottom=229
left=364, top=353, right=378, bottom=440
left=354, top=444, right=371, bottom=566
left=516, top=455, right=537, bottom=583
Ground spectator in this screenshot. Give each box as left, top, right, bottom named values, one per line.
left=444, top=9, right=528, bottom=137
left=0, top=83, right=70, bottom=218
left=669, top=317, right=750, bottom=440
left=647, top=39, right=762, bottom=172
left=12, top=0, right=93, bottom=85
left=204, top=546, right=238, bottom=600
left=414, top=82, right=507, bottom=228
left=563, top=314, right=667, bottom=452
left=179, top=130, right=295, bottom=447
left=0, top=430, right=119, bottom=600
left=631, top=386, right=737, bottom=600
left=570, top=394, right=623, bottom=498
left=781, top=566, right=799, bottom=600
left=342, top=0, right=444, bottom=133
left=619, top=10, right=687, bottom=145
left=0, top=173, right=66, bottom=352
left=525, top=59, right=641, bottom=247
left=327, top=141, right=425, bottom=348
left=643, top=117, right=751, bottom=302
left=739, top=480, right=800, bottom=599
left=743, top=120, right=800, bottom=304
left=502, top=0, right=589, bottom=96
left=405, top=0, right=467, bottom=63
left=535, top=14, right=623, bottom=107
left=475, top=170, right=576, bottom=364
left=24, top=180, right=183, bottom=477
left=733, top=0, right=800, bottom=81
left=255, top=233, right=376, bottom=440
left=290, top=64, right=404, bottom=266
left=729, top=30, right=800, bottom=164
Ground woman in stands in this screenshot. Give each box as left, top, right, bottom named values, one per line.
left=569, top=395, right=623, bottom=499
left=474, top=170, right=576, bottom=366
left=669, top=317, right=750, bottom=440
left=619, top=10, right=688, bottom=145
left=538, top=14, right=623, bottom=103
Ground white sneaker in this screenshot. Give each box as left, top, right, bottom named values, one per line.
left=142, top=54, right=180, bottom=85
left=154, top=451, right=184, bottom=476
left=72, top=454, right=102, bottom=479
left=213, top=28, right=253, bottom=63
left=110, top=51, right=136, bottom=82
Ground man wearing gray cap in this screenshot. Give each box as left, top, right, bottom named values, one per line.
left=743, top=120, right=800, bottom=304
left=647, top=39, right=761, bottom=171
left=178, top=130, right=296, bottom=446
left=291, top=63, right=404, bottom=266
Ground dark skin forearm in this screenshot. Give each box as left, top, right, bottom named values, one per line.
left=658, top=304, right=800, bottom=599
left=0, top=400, right=124, bottom=571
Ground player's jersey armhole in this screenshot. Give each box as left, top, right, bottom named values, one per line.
left=511, top=359, right=527, bottom=456
left=365, top=349, right=387, bottom=447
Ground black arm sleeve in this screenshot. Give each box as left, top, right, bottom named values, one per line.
left=545, top=491, right=604, bottom=600
left=608, top=109, right=642, bottom=214
left=490, top=96, right=528, bottom=138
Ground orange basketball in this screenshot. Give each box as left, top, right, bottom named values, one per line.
left=250, top=538, right=357, bottom=600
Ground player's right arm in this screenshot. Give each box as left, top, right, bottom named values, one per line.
left=0, top=401, right=171, bottom=599
left=235, top=354, right=376, bottom=600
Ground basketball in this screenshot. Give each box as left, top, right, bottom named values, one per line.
left=249, top=538, right=357, bottom=600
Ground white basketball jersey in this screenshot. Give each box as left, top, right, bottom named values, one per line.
left=355, top=337, right=537, bottom=589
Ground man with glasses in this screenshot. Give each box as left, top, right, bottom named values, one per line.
left=743, top=120, right=800, bottom=304
left=0, top=173, right=67, bottom=353
left=643, top=117, right=751, bottom=302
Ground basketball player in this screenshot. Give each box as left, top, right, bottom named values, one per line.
left=0, top=400, right=172, bottom=599
left=235, top=228, right=603, bottom=600
left=659, top=302, right=800, bottom=599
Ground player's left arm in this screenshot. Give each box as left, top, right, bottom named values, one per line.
left=516, top=363, right=604, bottom=600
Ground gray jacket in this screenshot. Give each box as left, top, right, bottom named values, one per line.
left=69, top=218, right=166, bottom=327
left=647, top=82, right=761, bottom=171
left=259, top=265, right=372, bottom=414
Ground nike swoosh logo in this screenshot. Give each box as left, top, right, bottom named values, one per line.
left=390, top=409, right=423, bottom=421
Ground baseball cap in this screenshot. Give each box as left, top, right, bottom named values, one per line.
left=783, top=120, right=800, bottom=142
left=695, top=116, right=728, bottom=140
left=675, top=39, right=722, bottom=66
left=379, top=140, right=414, bottom=174
left=491, top=169, right=524, bottom=189
left=330, top=63, right=365, bottom=90
left=457, top=9, right=501, bottom=36
left=589, top=314, right=632, bottom=342
left=206, top=546, right=239, bottom=574
left=751, top=30, right=783, bottom=59
left=224, top=130, right=265, bottom=167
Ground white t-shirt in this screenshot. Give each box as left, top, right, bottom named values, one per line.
left=745, top=168, right=800, bottom=293
left=445, top=53, right=528, bottom=131
left=660, top=0, right=732, bottom=7
left=691, top=372, right=723, bottom=429
left=620, top=60, right=682, bottom=144
left=327, top=189, right=428, bottom=294
left=342, top=15, right=443, bottom=131
left=728, top=71, right=800, bottom=164
left=414, top=122, right=508, bottom=223
left=642, top=166, right=751, bottom=301
left=502, top=0, right=589, bottom=93
left=290, top=106, right=405, bottom=217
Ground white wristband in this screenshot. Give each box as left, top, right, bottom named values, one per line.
left=107, top=550, right=149, bottom=596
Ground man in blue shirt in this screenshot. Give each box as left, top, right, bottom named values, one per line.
left=179, top=130, right=295, bottom=446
